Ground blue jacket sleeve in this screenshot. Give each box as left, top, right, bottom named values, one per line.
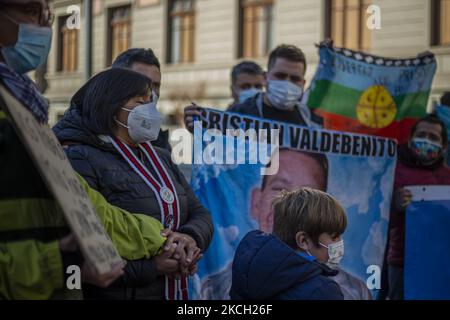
left=310, top=279, right=344, bottom=300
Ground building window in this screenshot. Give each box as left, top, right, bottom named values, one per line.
left=107, top=5, right=131, bottom=65
left=238, top=0, right=274, bottom=58
left=57, top=15, right=78, bottom=72
left=167, top=0, right=196, bottom=64
left=326, top=0, right=371, bottom=51
left=432, top=0, right=450, bottom=46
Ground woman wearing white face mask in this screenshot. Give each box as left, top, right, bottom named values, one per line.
left=53, top=68, right=213, bottom=300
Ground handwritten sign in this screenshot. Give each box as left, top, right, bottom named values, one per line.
left=0, top=85, right=123, bottom=275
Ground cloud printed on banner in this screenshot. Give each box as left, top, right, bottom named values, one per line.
left=362, top=220, right=388, bottom=266
left=191, top=133, right=277, bottom=190
left=191, top=135, right=246, bottom=190
left=218, top=225, right=240, bottom=244
left=191, top=162, right=239, bottom=191
left=328, top=157, right=381, bottom=215
left=379, top=160, right=397, bottom=220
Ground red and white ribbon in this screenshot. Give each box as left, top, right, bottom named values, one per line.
left=109, top=137, right=189, bottom=300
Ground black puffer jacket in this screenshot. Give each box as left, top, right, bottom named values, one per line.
left=53, top=107, right=213, bottom=300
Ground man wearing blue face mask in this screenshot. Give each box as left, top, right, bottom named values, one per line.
left=184, top=45, right=323, bottom=132
left=0, top=0, right=52, bottom=75
left=184, top=60, right=264, bottom=130
left=231, top=44, right=323, bottom=127
left=387, top=115, right=450, bottom=300
left=228, top=61, right=264, bottom=108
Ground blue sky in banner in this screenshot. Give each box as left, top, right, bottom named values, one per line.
left=189, top=128, right=396, bottom=299
left=328, top=155, right=395, bottom=280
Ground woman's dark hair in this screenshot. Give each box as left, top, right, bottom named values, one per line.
left=71, top=68, right=152, bottom=135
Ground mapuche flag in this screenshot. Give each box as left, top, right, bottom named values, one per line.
left=307, top=42, right=437, bottom=144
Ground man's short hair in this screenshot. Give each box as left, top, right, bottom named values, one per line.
left=231, top=61, right=264, bottom=84
left=272, top=187, right=347, bottom=248
left=411, top=114, right=448, bottom=147
left=441, top=92, right=450, bottom=107
left=112, top=48, right=161, bottom=70
left=261, top=149, right=329, bottom=192
left=267, top=44, right=307, bottom=72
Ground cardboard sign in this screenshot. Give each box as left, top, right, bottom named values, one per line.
left=0, top=84, right=123, bottom=275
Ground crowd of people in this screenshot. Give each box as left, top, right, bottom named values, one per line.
left=0, top=0, right=449, bottom=300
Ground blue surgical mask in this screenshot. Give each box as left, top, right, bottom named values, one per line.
left=238, top=88, right=262, bottom=103
left=0, top=13, right=52, bottom=74
left=267, top=80, right=303, bottom=111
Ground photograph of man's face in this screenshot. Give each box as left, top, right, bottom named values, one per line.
left=250, top=148, right=328, bottom=233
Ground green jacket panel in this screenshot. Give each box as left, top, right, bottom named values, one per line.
left=0, top=240, right=82, bottom=300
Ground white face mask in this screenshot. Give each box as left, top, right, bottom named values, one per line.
left=115, top=94, right=162, bottom=143
left=238, top=88, right=262, bottom=103
left=319, top=239, right=344, bottom=269
left=266, top=80, right=303, bottom=111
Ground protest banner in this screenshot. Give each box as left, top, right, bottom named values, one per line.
left=405, top=185, right=450, bottom=300
left=307, top=43, right=437, bottom=144
left=189, top=108, right=397, bottom=299
left=0, top=84, right=123, bottom=275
